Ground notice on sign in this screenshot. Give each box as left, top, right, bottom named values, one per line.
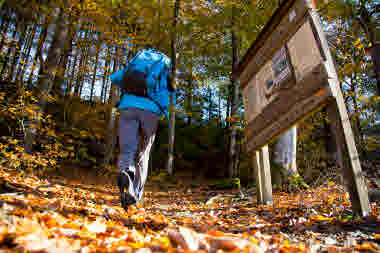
left=272, top=46, right=293, bottom=87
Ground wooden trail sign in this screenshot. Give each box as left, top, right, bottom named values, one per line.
left=233, top=0, right=370, bottom=215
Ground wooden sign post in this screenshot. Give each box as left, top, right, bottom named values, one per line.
left=234, top=0, right=370, bottom=215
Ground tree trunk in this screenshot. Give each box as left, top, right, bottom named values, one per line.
left=186, top=78, right=193, bottom=125
left=78, top=44, right=90, bottom=98
left=79, top=37, right=91, bottom=97
left=53, top=24, right=73, bottom=97
left=218, top=89, right=222, bottom=127
left=186, top=59, right=193, bottom=125
left=208, top=85, right=212, bottom=121
left=67, top=48, right=79, bottom=95
left=103, top=78, right=111, bottom=103
left=273, top=126, right=298, bottom=180
left=61, top=38, right=73, bottom=92
left=62, top=55, right=72, bottom=97
left=370, top=43, right=380, bottom=96
left=90, top=44, right=100, bottom=102
left=103, top=54, right=116, bottom=103
left=0, top=14, right=10, bottom=53
left=17, top=24, right=37, bottom=81
left=24, top=8, right=69, bottom=153
left=103, top=86, right=118, bottom=165
left=15, top=24, right=32, bottom=80
left=103, top=45, right=119, bottom=165
left=226, top=86, right=232, bottom=128
left=27, top=22, right=49, bottom=86
left=321, top=108, right=338, bottom=166
left=8, top=23, right=28, bottom=81
left=100, top=46, right=111, bottom=103
left=74, top=30, right=88, bottom=95
left=228, top=26, right=240, bottom=178
left=0, top=26, right=17, bottom=78
left=167, top=0, right=181, bottom=175
left=351, top=83, right=362, bottom=140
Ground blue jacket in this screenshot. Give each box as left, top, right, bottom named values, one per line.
left=110, top=49, right=175, bottom=118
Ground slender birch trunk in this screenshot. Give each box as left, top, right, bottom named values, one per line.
left=90, top=44, right=100, bottom=102
left=167, top=0, right=181, bottom=175
left=104, top=45, right=119, bottom=165
left=100, top=46, right=110, bottom=103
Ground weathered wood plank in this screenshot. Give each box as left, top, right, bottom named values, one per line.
left=245, top=63, right=330, bottom=151
left=247, top=87, right=332, bottom=152
left=307, top=1, right=370, bottom=216
left=252, top=147, right=273, bottom=205
left=260, top=145, right=273, bottom=205
left=252, top=151, right=263, bottom=203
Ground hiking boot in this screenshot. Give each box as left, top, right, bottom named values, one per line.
left=117, top=170, right=136, bottom=210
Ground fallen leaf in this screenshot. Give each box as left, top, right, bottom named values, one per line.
left=86, top=219, right=107, bottom=233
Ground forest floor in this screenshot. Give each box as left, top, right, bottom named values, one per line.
left=0, top=166, right=379, bottom=253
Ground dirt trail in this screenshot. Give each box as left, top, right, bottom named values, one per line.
left=0, top=167, right=379, bottom=252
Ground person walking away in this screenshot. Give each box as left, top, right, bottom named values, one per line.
left=110, top=48, right=175, bottom=209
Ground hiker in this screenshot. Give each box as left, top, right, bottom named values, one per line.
left=110, top=47, right=175, bottom=209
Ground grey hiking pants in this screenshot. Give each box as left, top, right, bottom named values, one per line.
left=118, top=108, right=159, bottom=201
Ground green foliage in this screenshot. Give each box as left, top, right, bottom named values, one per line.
left=210, top=177, right=241, bottom=190
left=288, top=175, right=309, bottom=191
left=150, top=171, right=177, bottom=184
left=153, top=117, right=228, bottom=175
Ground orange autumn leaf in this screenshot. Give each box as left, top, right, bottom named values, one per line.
left=279, top=247, right=291, bottom=253
left=43, top=217, right=59, bottom=228
left=62, top=221, right=81, bottom=230
left=207, top=230, right=225, bottom=237
left=182, top=217, right=192, bottom=224
left=354, top=243, right=375, bottom=251
left=166, top=248, right=176, bottom=253
left=11, top=209, right=34, bottom=217
left=327, top=246, right=348, bottom=253
left=0, top=226, right=9, bottom=242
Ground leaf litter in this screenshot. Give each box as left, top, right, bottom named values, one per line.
left=0, top=168, right=379, bottom=252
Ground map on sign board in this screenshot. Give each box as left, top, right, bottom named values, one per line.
left=272, top=46, right=293, bottom=88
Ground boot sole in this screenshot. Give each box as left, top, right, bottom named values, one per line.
left=117, top=171, right=136, bottom=209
